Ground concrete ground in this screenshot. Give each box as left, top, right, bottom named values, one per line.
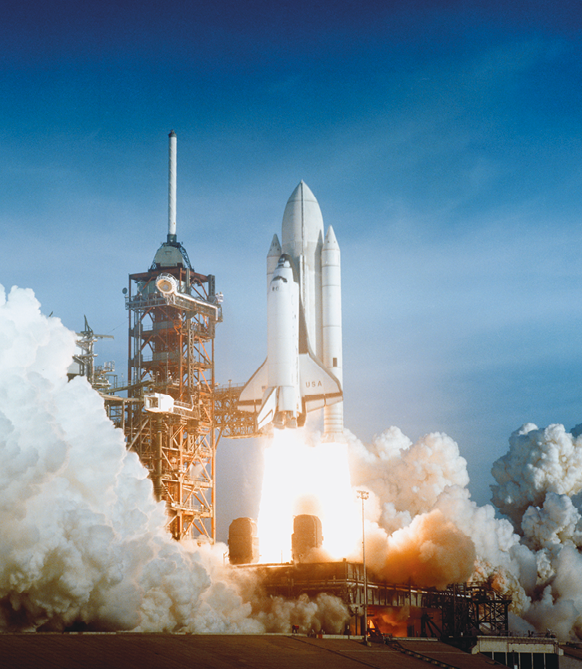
left=0, top=634, right=505, bottom=669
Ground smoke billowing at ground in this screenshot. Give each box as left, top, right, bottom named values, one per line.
left=346, top=423, right=582, bottom=639
left=0, top=286, right=348, bottom=633
left=4, top=284, right=582, bottom=639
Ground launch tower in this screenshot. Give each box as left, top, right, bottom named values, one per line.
left=124, top=132, right=222, bottom=541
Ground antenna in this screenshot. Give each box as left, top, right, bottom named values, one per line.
left=168, top=130, right=177, bottom=243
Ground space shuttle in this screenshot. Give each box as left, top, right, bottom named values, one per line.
left=238, top=181, right=344, bottom=437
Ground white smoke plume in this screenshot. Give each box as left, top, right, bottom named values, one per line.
left=5, top=283, right=582, bottom=640
left=489, top=423, right=582, bottom=638
left=491, top=423, right=582, bottom=528
left=347, top=428, right=515, bottom=590
left=347, top=419, right=582, bottom=640
left=0, top=285, right=348, bottom=633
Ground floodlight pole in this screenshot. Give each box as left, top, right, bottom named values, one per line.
left=357, top=490, right=369, bottom=641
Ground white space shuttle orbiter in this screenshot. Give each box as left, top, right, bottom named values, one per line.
left=238, top=181, right=344, bottom=437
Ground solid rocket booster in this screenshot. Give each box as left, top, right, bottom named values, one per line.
left=322, top=225, right=343, bottom=435
left=168, top=130, right=177, bottom=242
left=238, top=181, right=344, bottom=436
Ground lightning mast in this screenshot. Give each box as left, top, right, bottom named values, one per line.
left=124, top=131, right=222, bottom=541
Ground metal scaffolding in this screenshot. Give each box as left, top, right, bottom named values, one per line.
left=237, top=561, right=511, bottom=638
left=70, top=316, right=116, bottom=391
left=424, top=582, right=511, bottom=637
left=214, top=383, right=260, bottom=439
left=124, top=263, right=222, bottom=541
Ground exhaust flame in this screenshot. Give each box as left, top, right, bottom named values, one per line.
left=257, top=429, right=360, bottom=562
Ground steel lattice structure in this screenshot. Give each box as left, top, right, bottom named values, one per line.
left=125, top=264, right=221, bottom=541
left=214, top=383, right=260, bottom=439
left=237, top=562, right=511, bottom=638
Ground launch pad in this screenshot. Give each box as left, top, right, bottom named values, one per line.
left=84, top=134, right=534, bottom=649
left=236, top=560, right=511, bottom=639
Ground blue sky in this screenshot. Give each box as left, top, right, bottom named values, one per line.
left=3, top=1, right=582, bottom=534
